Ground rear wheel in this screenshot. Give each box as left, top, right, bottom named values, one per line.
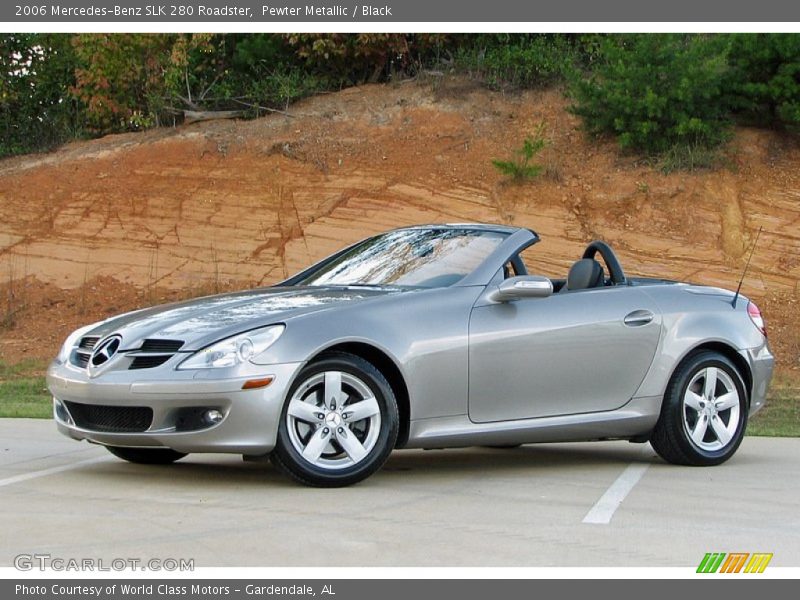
left=650, top=351, right=748, bottom=466
left=271, top=352, right=398, bottom=487
left=106, top=446, right=187, bottom=465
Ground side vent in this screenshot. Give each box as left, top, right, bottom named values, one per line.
left=69, top=336, right=100, bottom=368
left=140, top=339, right=184, bottom=353
left=126, top=339, right=185, bottom=370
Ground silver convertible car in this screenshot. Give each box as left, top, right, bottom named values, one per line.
left=48, top=224, right=774, bottom=486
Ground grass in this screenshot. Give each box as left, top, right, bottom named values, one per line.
left=0, top=377, right=51, bottom=418
left=748, top=383, right=800, bottom=437
left=0, top=360, right=51, bottom=419
left=657, top=142, right=723, bottom=173
left=0, top=360, right=797, bottom=436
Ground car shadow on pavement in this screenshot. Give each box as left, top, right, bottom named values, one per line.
left=79, top=442, right=660, bottom=489
left=382, top=444, right=658, bottom=475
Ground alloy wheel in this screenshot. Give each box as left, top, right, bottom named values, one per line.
left=286, top=370, right=381, bottom=470
left=682, top=366, right=741, bottom=452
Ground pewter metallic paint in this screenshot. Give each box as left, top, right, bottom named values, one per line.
left=47, top=225, right=774, bottom=456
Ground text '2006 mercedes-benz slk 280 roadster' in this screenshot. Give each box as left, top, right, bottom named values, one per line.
left=48, top=224, right=774, bottom=486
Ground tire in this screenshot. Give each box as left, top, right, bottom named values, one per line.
left=650, top=351, right=748, bottom=466
left=270, top=352, right=399, bottom=487
left=106, top=446, right=187, bottom=465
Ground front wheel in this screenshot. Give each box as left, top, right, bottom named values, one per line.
left=106, top=446, right=187, bottom=465
left=650, top=351, right=748, bottom=466
left=270, top=352, right=399, bottom=487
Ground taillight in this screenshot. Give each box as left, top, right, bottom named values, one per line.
left=747, top=301, right=766, bottom=337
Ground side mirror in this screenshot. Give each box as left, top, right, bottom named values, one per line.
left=489, top=275, right=553, bottom=302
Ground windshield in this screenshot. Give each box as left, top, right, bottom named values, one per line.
left=296, top=228, right=507, bottom=288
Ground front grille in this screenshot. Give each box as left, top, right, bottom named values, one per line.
left=129, top=355, right=172, bottom=370
left=64, top=401, right=153, bottom=432
left=140, top=339, right=184, bottom=353
left=70, top=350, right=90, bottom=368
left=78, top=336, right=100, bottom=349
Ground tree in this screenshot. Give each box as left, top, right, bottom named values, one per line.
left=70, top=33, right=175, bottom=132
left=726, top=34, right=800, bottom=130
left=569, top=34, right=732, bottom=155
left=0, top=34, right=78, bottom=156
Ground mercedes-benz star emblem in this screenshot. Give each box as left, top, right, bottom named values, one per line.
left=90, top=335, right=122, bottom=367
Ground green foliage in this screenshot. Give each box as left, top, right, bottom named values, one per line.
left=726, top=34, right=800, bottom=130
left=284, top=33, right=451, bottom=84
left=569, top=35, right=732, bottom=156
left=285, top=33, right=406, bottom=83
left=454, top=34, right=579, bottom=89
left=250, top=70, right=326, bottom=110
left=229, top=35, right=330, bottom=110
left=71, top=34, right=176, bottom=133
left=8, top=33, right=800, bottom=165
left=0, top=34, right=79, bottom=156
left=492, top=125, right=548, bottom=181
left=232, top=34, right=293, bottom=72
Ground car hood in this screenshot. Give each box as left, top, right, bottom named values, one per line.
left=84, top=286, right=405, bottom=351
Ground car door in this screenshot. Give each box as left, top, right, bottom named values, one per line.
left=468, top=285, right=662, bottom=422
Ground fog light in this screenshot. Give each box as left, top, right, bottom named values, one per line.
left=204, top=409, right=224, bottom=425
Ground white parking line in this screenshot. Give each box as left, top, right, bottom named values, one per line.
left=582, top=462, right=651, bottom=524
left=0, top=456, right=108, bottom=488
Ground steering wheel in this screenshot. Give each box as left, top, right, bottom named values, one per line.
left=581, top=241, right=627, bottom=286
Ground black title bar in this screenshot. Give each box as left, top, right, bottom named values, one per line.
left=5, top=0, right=800, bottom=22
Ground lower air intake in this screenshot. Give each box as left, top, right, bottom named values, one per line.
left=64, top=401, right=153, bottom=433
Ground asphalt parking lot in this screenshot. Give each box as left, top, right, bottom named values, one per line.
left=1, top=419, right=798, bottom=567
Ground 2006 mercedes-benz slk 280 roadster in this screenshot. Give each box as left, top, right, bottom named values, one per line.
left=48, top=224, right=774, bottom=486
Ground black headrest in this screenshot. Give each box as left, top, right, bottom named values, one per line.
left=567, top=259, right=604, bottom=291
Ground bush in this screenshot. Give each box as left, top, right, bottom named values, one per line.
left=229, top=35, right=331, bottom=110
left=454, top=34, right=578, bottom=89
left=9, top=33, right=800, bottom=163
left=726, top=34, right=800, bottom=130
left=569, top=34, right=732, bottom=156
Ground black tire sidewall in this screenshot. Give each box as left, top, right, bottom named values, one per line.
left=667, top=353, right=748, bottom=465
left=273, top=353, right=399, bottom=486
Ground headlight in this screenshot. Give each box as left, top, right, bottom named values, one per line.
left=177, top=325, right=285, bottom=370
left=56, top=322, right=103, bottom=364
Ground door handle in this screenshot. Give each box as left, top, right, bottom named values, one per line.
left=623, top=309, right=654, bottom=326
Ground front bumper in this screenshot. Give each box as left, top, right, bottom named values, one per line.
left=47, top=360, right=303, bottom=455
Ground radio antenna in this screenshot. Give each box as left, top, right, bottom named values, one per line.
left=732, top=225, right=762, bottom=308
